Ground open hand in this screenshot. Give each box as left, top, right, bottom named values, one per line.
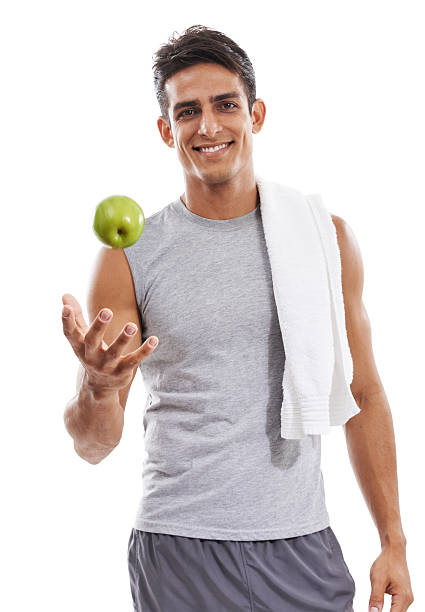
left=61, top=293, right=158, bottom=393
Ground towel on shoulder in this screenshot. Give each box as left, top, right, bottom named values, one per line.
left=256, top=174, right=360, bottom=439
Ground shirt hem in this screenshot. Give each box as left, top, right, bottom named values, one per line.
left=132, top=516, right=331, bottom=541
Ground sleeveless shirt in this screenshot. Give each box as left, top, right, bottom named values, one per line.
left=122, top=195, right=330, bottom=540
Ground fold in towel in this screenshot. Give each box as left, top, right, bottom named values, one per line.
left=256, top=175, right=360, bottom=439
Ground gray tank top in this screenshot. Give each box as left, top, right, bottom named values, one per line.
left=123, top=194, right=330, bottom=540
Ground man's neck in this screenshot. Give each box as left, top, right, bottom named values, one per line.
left=180, top=171, right=259, bottom=220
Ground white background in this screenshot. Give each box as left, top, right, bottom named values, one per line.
left=1, top=1, right=423, bottom=610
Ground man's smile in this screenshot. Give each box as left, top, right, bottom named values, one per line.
left=192, top=141, right=234, bottom=157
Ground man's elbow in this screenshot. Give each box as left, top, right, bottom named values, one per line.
left=73, top=440, right=119, bottom=465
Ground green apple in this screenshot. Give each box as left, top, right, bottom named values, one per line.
left=93, top=195, right=145, bottom=248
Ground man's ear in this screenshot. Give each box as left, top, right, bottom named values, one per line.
left=157, top=116, right=174, bottom=148
left=251, top=98, right=266, bottom=135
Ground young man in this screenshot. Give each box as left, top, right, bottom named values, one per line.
left=62, top=25, right=413, bottom=612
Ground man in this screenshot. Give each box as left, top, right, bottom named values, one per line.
left=62, top=25, right=413, bottom=612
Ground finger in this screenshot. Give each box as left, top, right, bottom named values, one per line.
left=62, top=303, right=85, bottom=356
left=62, top=293, right=89, bottom=334
left=389, top=591, right=413, bottom=611
left=117, top=336, right=159, bottom=371
left=103, top=322, right=140, bottom=364
left=369, top=581, right=385, bottom=612
left=84, top=308, right=114, bottom=359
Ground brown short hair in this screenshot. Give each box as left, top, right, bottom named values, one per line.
left=152, top=25, right=257, bottom=125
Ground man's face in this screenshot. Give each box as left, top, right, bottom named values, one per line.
left=157, top=63, right=265, bottom=186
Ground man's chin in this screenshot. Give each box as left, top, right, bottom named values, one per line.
left=195, top=166, right=237, bottom=186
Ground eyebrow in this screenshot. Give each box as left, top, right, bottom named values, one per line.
left=173, top=91, right=241, bottom=115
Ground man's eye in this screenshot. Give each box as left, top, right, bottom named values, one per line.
left=179, top=109, right=196, bottom=118
left=177, top=102, right=237, bottom=119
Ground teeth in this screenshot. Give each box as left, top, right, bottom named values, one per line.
left=199, top=142, right=230, bottom=153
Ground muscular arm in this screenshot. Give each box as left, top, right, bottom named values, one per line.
left=63, top=247, right=143, bottom=464
left=332, top=214, right=407, bottom=550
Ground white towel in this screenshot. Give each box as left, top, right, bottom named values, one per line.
left=256, top=175, right=361, bottom=439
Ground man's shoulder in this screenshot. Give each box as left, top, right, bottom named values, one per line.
left=330, top=214, right=364, bottom=297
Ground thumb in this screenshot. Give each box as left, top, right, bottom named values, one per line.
left=389, top=591, right=410, bottom=611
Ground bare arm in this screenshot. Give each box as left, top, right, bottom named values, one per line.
left=63, top=369, right=124, bottom=465
left=332, top=214, right=406, bottom=549
left=62, top=247, right=158, bottom=465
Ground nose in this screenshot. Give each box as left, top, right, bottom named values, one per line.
left=197, top=108, right=223, bottom=139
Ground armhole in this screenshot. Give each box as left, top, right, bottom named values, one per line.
left=122, top=246, right=145, bottom=320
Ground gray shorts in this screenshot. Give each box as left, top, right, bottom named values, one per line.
left=127, top=527, right=355, bottom=611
